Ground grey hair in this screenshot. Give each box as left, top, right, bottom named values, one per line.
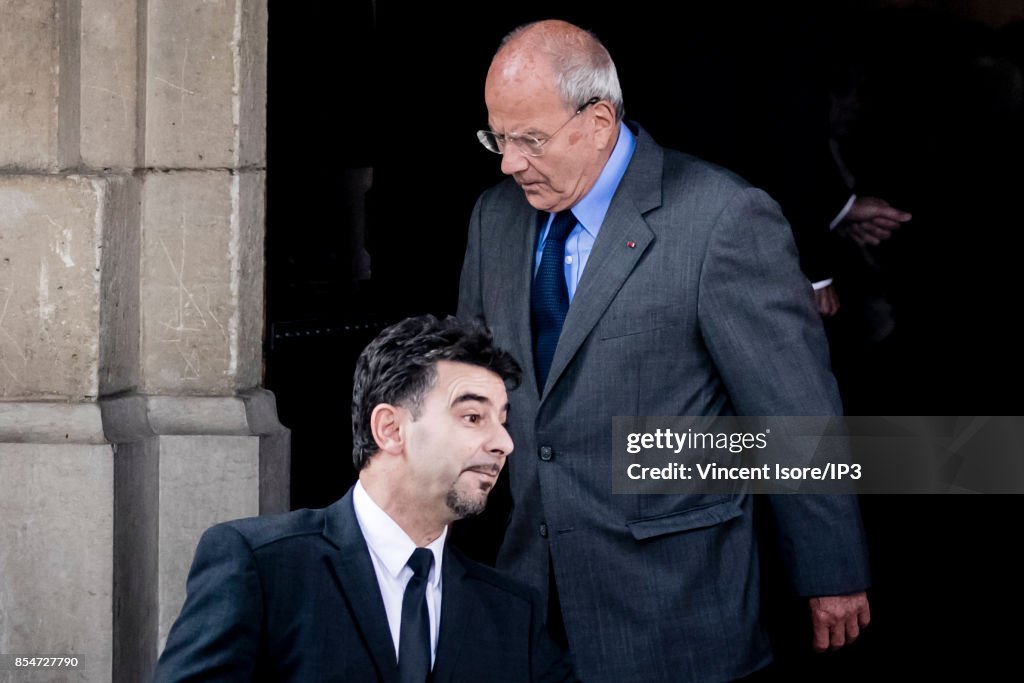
left=501, top=22, right=625, bottom=121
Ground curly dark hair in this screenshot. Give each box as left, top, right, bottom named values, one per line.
left=351, top=315, right=521, bottom=471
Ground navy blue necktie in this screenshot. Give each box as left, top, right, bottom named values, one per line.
left=532, top=210, right=577, bottom=389
left=398, top=548, right=433, bottom=683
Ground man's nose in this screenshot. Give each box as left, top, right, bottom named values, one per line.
left=487, top=423, right=514, bottom=459
left=500, top=144, right=529, bottom=176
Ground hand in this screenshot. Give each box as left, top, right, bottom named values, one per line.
left=814, top=285, right=840, bottom=317
left=837, top=196, right=912, bottom=246
left=809, top=591, right=870, bottom=652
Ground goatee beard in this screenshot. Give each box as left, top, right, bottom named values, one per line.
left=445, top=488, right=487, bottom=519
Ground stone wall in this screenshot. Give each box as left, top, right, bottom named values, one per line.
left=0, top=2, right=284, bottom=680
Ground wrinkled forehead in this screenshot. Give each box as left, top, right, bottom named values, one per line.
left=432, top=361, right=509, bottom=410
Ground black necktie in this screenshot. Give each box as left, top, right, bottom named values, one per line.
left=398, top=548, right=433, bottom=683
left=531, top=210, right=577, bottom=389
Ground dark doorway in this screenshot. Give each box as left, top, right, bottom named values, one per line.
left=264, top=1, right=510, bottom=510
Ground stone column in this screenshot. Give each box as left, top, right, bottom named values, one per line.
left=0, top=2, right=283, bottom=681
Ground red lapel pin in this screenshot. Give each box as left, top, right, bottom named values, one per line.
left=626, top=241, right=636, bottom=248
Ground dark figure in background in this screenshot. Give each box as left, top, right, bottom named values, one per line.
left=821, top=4, right=1024, bottom=679
left=459, top=20, right=870, bottom=683
left=154, top=316, right=572, bottom=682
left=825, top=3, right=1024, bottom=416
left=610, top=2, right=911, bottom=322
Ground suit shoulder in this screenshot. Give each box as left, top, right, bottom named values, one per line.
left=208, top=507, right=327, bottom=551
left=451, top=548, right=540, bottom=606
left=660, top=147, right=756, bottom=196
left=476, top=177, right=526, bottom=213
left=655, top=147, right=784, bottom=225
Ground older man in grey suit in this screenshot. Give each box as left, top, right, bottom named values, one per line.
left=458, top=19, right=871, bottom=683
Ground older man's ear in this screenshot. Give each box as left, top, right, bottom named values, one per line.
left=589, top=100, right=618, bottom=151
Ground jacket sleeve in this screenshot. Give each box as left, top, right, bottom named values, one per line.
left=152, top=524, right=263, bottom=682
left=697, top=186, right=870, bottom=596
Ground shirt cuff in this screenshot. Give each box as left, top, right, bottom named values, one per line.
left=830, top=194, right=857, bottom=230
left=811, top=278, right=834, bottom=290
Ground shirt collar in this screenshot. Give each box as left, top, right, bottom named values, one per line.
left=570, top=121, right=636, bottom=236
left=353, top=481, right=445, bottom=589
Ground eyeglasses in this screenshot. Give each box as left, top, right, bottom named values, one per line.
left=477, top=97, right=600, bottom=157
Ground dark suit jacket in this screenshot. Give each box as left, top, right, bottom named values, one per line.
left=458, top=125, right=870, bottom=683
left=153, top=489, right=572, bottom=682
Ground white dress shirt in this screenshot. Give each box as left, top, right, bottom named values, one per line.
left=352, top=481, right=445, bottom=666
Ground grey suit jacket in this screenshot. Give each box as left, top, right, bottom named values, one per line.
left=153, top=489, right=572, bottom=682
left=458, top=125, right=870, bottom=683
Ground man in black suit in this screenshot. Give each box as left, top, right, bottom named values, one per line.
left=153, top=315, right=572, bottom=682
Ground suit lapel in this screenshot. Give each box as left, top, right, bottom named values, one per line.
left=541, top=127, right=664, bottom=401
left=322, top=490, right=399, bottom=683
left=429, top=548, right=471, bottom=682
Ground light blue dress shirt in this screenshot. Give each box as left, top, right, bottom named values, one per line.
left=534, top=122, right=637, bottom=301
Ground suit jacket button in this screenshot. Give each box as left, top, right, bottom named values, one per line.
left=539, top=523, right=549, bottom=538
left=539, top=446, right=553, bottom=461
